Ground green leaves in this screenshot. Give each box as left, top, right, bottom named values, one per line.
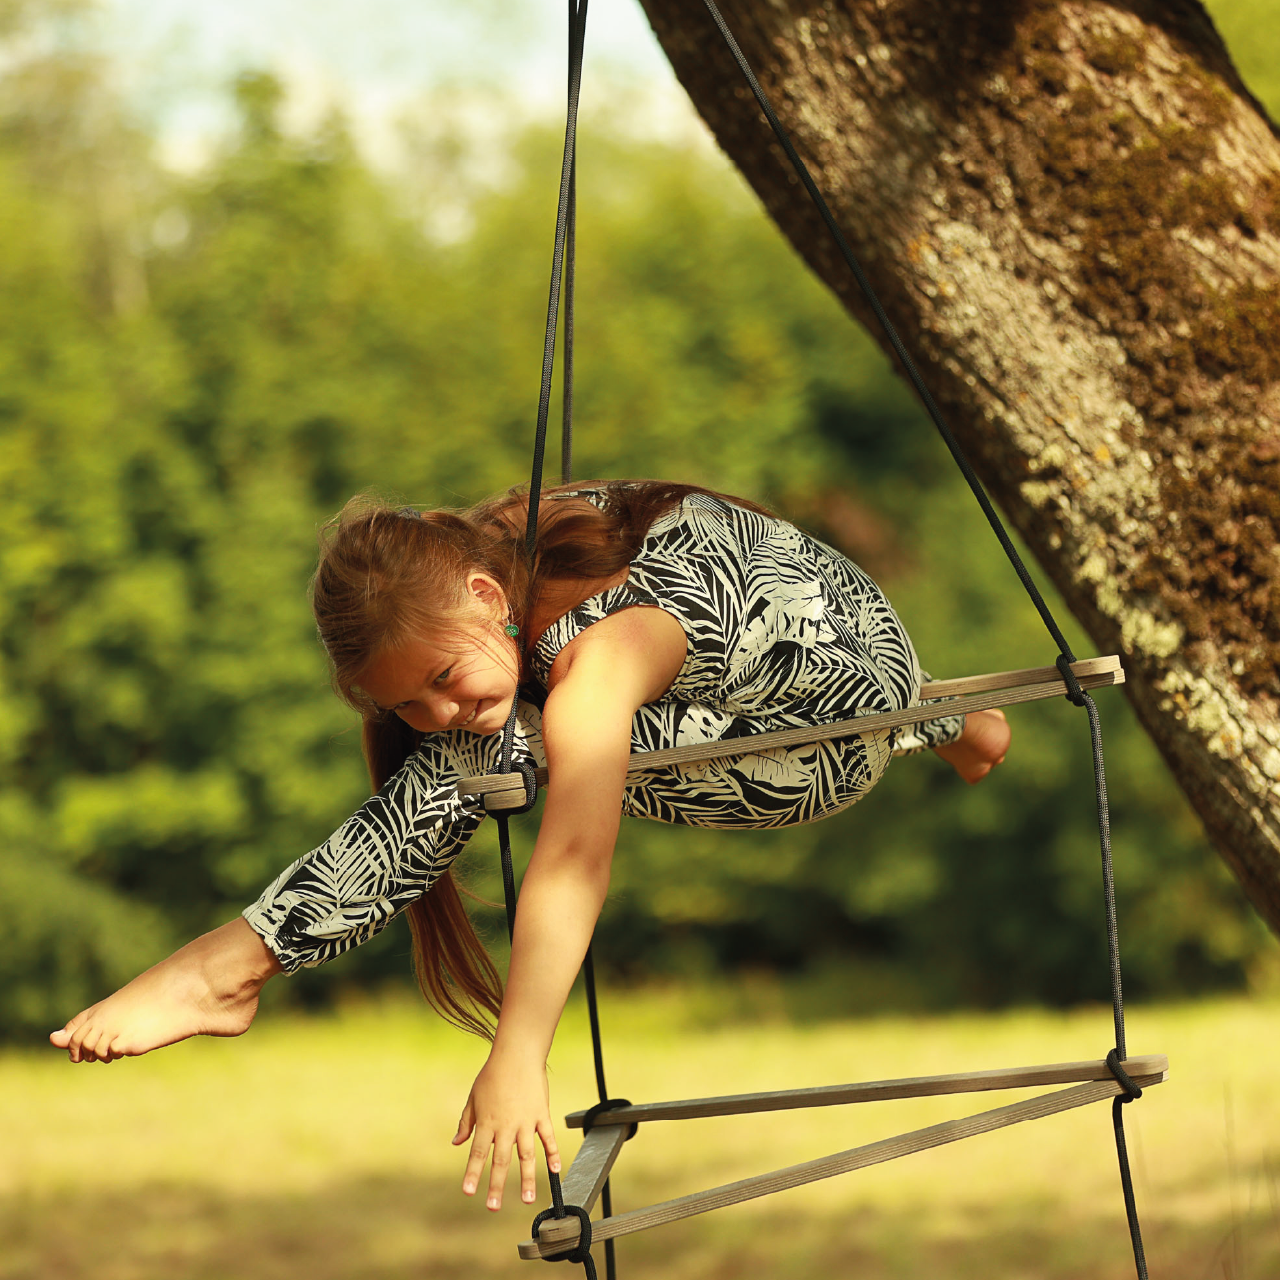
left=0, top=16, right=1267, bottom=1037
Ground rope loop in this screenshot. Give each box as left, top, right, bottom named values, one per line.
left=582, top=1097, right=637, bottom=1141
left=1055, top=653, right=1088, bottom=706
left=1106, top=1048, right=1144, bottom=1102
left=481, top=761, right=539, bottom=815
left=530, top=1202, right=596, bottom=1274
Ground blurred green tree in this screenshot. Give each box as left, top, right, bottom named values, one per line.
left=0, top=0, right=1270, bottom=1039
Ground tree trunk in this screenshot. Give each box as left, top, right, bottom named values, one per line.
left=635, top=0, right=1280, bottom=933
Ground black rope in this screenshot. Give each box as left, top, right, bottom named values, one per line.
left=583, top=944, right=620, bottom=1280
left=531, top=1204, right=597, bottom=1279
left=553, top=15, right=620, bottom=1268
left=582, top=947, right=608, bottom=1100
left=696, top=3, right=1147, bottom=1276
left=561, top=0, right=577, bottom=489
left=581, top=1098, right=637, bottom=1141
left=496, top=694, right=522, bottom=943
left=502, top=4, right=605, bottom=1279
left=562, top=151, right=576, bottom=486
left=522, top=0, right=587, bottom=556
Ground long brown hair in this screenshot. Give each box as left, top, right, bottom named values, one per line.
left=311, top=479, right=770, bottom=1037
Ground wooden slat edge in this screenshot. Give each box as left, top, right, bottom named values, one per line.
left=560, top=1124, right=629, bottom=1214
left=466, top=656, right=1125, bottom=799
left=919, top=655, right=1121, bottom=701
left=624, top=672, right=1121, bottom=774
left=520, top=1071, right=1164, bottom=1258
left=564, top=1054, right=1167, bottom=1128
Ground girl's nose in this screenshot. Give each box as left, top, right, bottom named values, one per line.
left=431, top=696, right=459, bottom=730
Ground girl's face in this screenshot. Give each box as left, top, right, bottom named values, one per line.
left=359, top=575, right=519, bottom=737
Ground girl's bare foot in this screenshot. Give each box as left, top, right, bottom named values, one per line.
left=933, top=708, right=1011, bottom=784
left=49, top=918, right=283, bottom=1064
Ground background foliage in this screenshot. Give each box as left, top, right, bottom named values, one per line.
left=0, top=0, right=1274, bottom=1037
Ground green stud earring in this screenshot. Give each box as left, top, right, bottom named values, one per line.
left=504, top=622, right=520, bottom=638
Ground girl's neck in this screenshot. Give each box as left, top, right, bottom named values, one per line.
left=525, top=566, right=631, bottom=649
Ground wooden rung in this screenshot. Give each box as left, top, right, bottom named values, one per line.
left=461, top=656, right=1124, bottom=802
left=519, top=1068, right=1166, bottom=1259
left=918, top=655, right=1121, bottom=701
left=558, top=1123, right=629, bottom=1216
left=564, top=1054, right=1167, bottom=1128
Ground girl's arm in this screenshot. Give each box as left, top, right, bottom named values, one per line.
left=454, top=604, right=686, bottom=1211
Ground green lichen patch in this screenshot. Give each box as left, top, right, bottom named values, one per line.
left=1192, top=282, right=1280, bottom=387
left=1081, top=30, right=1145, bottom=77
left=987, top=23, right=1280, bottom=695
left=1166, top=171, right=1249, bottom=236
left=1127, top=397, right=1280, bottom=694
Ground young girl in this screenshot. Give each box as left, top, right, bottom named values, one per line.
left=51, top=480, right=1009, bottom=1214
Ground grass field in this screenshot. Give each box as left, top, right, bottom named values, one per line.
left=3, top=989, right=1277, bottom=1279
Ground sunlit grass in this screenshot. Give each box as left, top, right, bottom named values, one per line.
left=3, top=990, right=1277, bottom=1278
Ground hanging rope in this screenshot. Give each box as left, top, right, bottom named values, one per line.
left=488, top=4, right=621, bottom=1280
left=519, top=0, right=587, bottom=557
left=490, top=1, right=1148, bottom=1276
left=693, top=2, right=1147, bottom=1274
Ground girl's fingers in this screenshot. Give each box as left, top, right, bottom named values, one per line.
left=537, top=1120, right=561, bottom=1175
left=462, top=1131, right=493, bottom=1198
left=517, top=1131, right=539, bottom=1204
left=486, top=1135, right=514, bottom=1210
left=453, top=1099, right=475, bottom=1145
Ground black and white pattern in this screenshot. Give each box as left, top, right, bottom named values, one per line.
left=244, top=491, right=963, bottom=972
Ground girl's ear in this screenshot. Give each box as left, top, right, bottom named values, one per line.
left=465, top=573, right=505, bottom=614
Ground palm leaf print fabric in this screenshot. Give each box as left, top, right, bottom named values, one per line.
left=244, top=491, right=963, bottom=972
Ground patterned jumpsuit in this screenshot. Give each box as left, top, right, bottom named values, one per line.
left=244, top=490, right=964, bottom=972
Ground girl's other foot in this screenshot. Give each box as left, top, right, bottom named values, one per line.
left=933, top=708, right=1010, bottom=784
left=49, top=918, right=282, bottom=1063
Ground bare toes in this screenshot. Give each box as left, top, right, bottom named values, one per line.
left=51, top=1010, right=89, bottom=1051
left=74, top=1025, right=104, bottom=1064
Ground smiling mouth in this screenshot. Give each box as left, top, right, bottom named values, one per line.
left=458, top=702, right=482, bottom=728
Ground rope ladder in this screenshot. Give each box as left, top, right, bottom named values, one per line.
left=481, top=2, right=1165, bottom=1277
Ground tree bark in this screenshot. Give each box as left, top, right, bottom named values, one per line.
left=635, top=0, right=1280, bottom=933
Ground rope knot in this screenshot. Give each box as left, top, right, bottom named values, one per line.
left=1106, top=1048, right=1144, bottom=1102
left=530, top=1202, right=595, bottom=1276
left=479, top=761, right=539, bottom=815
left=1055, top=654, right=1088, bottom=706
left=582, top=1097, right=638, bottom=1141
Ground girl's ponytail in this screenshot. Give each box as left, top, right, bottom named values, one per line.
left=361, top=715, right=503, bottom=1040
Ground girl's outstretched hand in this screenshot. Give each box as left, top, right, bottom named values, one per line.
left=454, top=1049, right=561, bottom=1211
